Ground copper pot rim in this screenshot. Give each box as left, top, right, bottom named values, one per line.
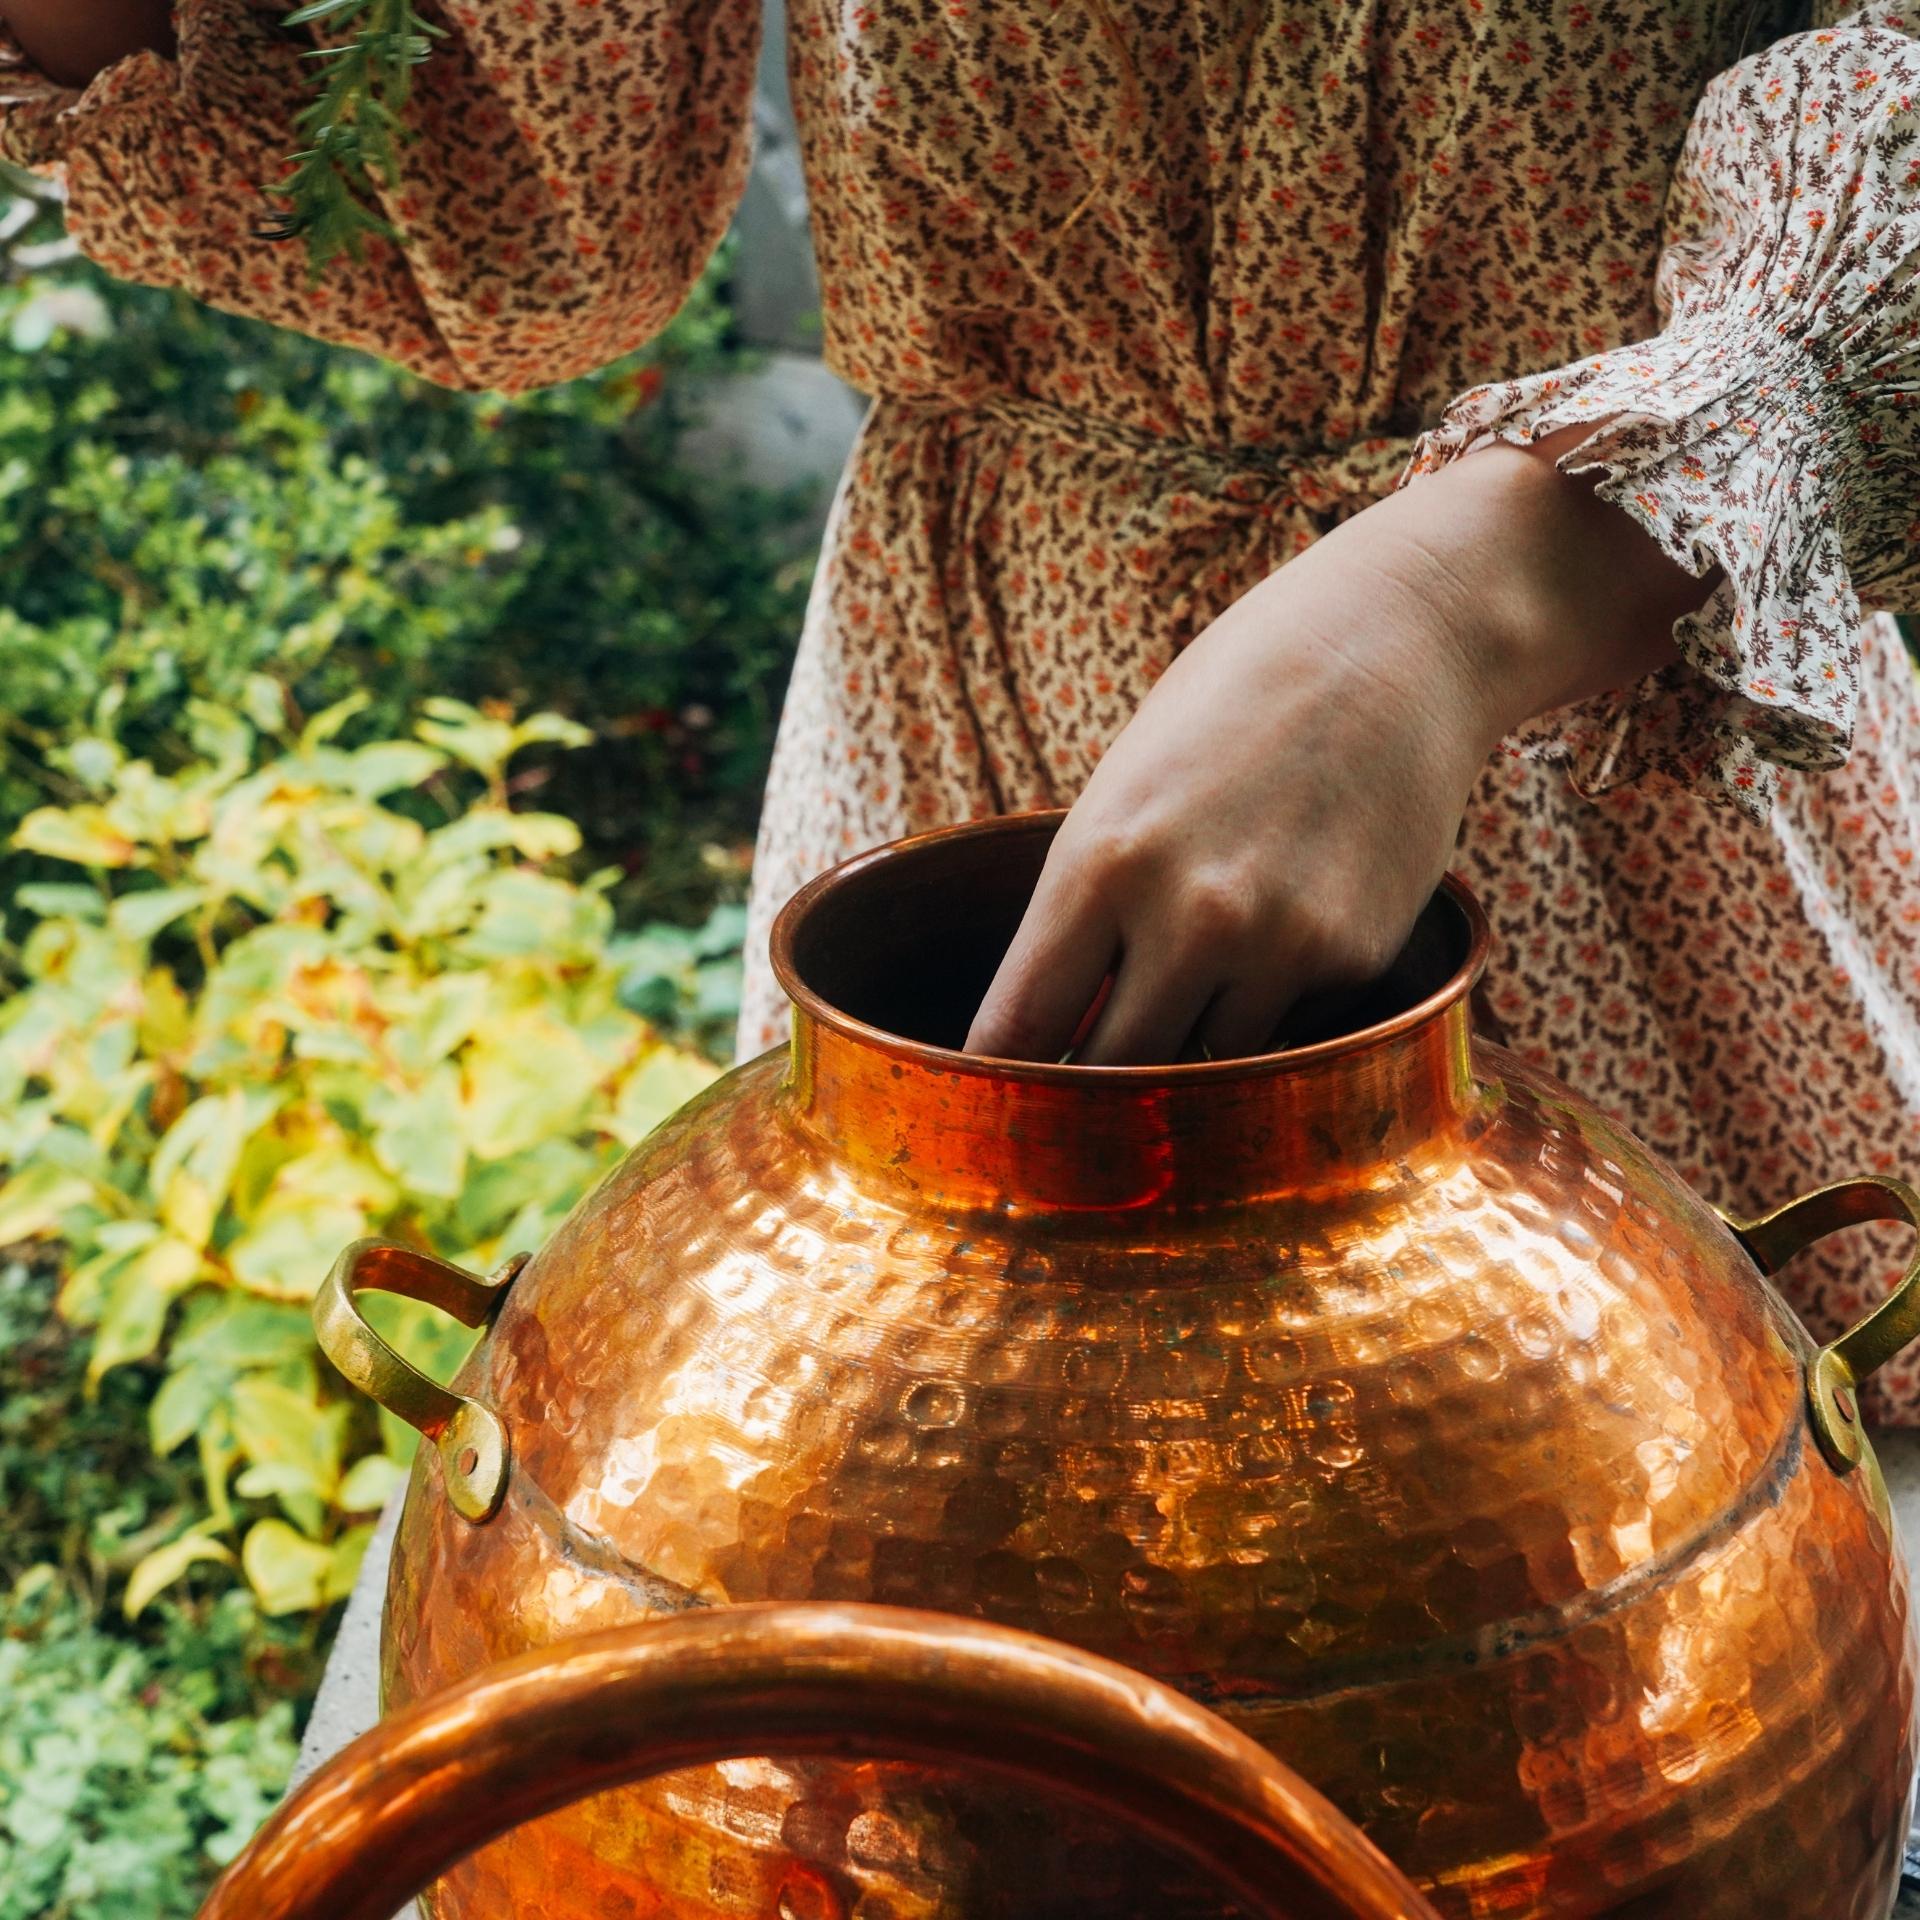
left=769, top=810, right=1492, bottom=1087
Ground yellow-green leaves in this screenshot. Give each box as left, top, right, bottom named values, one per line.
left=231, top=1377, right=345, bottom=1534
left=461, top=1007, right=611, bottom=1160
left=241, top=1519, right=363, bottom=1616
left=464, top=868, right=607, bottom=959
left=87, top=1233, right=206, bottom=1383
left=0, top=1163, right=97, bottom=1243
left=2, top=704, right=723, bottom=1621
left=150, top=1294, right=315, bottom=1458
left=151, top=1090, right=277, bottom=1250
left=108, top=886, right=209, bottom=944
left=338, top=1453, right=408, bottom=1513
left=368, top=1063, right=464, bottom=1198
left=415, top=698, right=591, bottom=784
left=225, top=1142, right=394, bottom=1301
left=612, top=1047, right=721, bottom=1148
left=334, top=740, right=445, bottom=800
left=123, top=1532, right=236, bottom=1621
left=14, top=805, right=141, bottom=869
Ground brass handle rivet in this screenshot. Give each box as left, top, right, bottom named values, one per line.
left=1725, top=1177, right=1920, bottom=1477
left=311, top=1240, right=524, bottom=1527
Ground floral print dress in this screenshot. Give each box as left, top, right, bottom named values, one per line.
left=10, top=0, right=1920, bottom=1413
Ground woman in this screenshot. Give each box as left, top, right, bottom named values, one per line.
left=7, top=1, right=1920, bottom=1409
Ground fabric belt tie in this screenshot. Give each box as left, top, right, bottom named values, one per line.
left=925, top=388, right=1421, bottom=529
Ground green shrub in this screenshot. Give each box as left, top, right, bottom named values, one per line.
left=0, top=1246, right=323, bottom=1919
left=0, top=1247, right=197, bottom=1608
left=609, top=899, right=750, bottom=1063
left=0, top=192, right=813, bottom=925
left=0, top=700, right=718, bottom=1622
left=0, top=1576, right=301, bottom=1920
left=0, top=179, right=802, bottom=1912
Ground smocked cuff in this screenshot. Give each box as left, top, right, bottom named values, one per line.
left=1406, top=305, right=1865, bottom=818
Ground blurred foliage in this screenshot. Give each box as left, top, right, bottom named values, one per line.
left=1, top=1251, right=313, bottom=1920
left=0, top=183, right=812, bottom=927
left=0, top=166, right=807, bottom=1912
left=0, top=701, right=720, bottom=1623
left=610, top=900, right=750, bottom=1062
left=1, top=1568, right=304, bottom=1920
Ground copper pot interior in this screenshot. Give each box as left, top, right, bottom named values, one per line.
left=784, top=813, right=1473, bottom=1055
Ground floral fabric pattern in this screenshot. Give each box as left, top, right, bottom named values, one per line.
left=0, top=0, right=760, bottom=389
left=1409, top=7, right=1920, bottom=811
left=14, top=0, right=1920, bottom=1415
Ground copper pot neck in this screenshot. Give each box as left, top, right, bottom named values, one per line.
left=770, top=815, right=1490, bottom=1214
left=783, top=1005, right=1479, bottom=1211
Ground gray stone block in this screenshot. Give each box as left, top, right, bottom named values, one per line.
left=677, top=349, right=866, bottom=530
left=732, top=0, right=823, bottom=355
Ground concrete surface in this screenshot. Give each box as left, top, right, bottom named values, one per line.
left=729, top=0, right=821, bottom=355
left=678, top=349, right=866, bottom=527
left=294, top=1430, right=1920, bottom=1918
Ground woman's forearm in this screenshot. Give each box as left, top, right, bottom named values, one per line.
left=1371, top=416, right=1719, bottom=737
left=4, top=0, right=174, bottom=87
left=1502, top=418, right=1722, bottom=706
left=965, top=415, right=1724, bottom=1064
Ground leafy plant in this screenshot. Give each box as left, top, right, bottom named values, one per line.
left=0, top=1574, right=301, bottom=1920
left=0, top=202, right=813, bottom=930
left=609, top=901, right=750, bottom=1062
left=0, top=1245, right=324, bottom=1919
left=0, top=171, right=795, bottom=1919
left=0, top=1248, right=198, bottom=1611
left=0, top=700, right=719, bottom=1621
left=263, top=0, right=445, bottom=272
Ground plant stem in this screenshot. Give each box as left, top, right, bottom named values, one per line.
left=261, top=0, right=445, bottom=276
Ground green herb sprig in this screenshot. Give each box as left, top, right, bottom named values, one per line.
left=258, top=0, right=444, bottom=274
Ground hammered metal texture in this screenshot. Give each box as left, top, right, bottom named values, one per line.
left=380, top=846, right=1918, bottom=1920
left=207, top=1607, right=1438, bottom=1920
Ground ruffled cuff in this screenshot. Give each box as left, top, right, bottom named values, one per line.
left=1400, top=13, right=1920, bottom=819
left=1404, top=312, right=1864, bottom=818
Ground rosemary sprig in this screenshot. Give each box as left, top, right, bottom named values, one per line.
left=258, top=0, right=444, bottom=274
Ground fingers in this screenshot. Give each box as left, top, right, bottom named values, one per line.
left=972, top=843, right=1295, bottom=1066
left=1067, top=972, right=1117, bottom=1055
left=967, top=832, right=1405, bottom=1066
left=1074, top=862, right=1282, bottom=1066
left=1190, top=976, right=1293, bottom=1062
left=1072, top=938, right=1222, bottom=1065
left=965, top=859, right=1120, bottom=1061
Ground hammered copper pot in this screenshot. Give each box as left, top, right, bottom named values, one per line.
left=319, top=812, right=1920, bottom=1920
left=198, top=1606, right=1441, bottom=1920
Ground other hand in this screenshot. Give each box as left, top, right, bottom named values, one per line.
left=3, top=0, right=175, bottom=89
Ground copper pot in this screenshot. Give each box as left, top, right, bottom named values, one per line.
left=198, top=1606, right=1439, bottom=1920
left=319, top=813, right=1920, bottom=1919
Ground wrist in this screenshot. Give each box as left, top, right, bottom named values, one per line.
left=1379, top=423, right=1716, bottom=729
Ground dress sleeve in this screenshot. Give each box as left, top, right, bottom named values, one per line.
left=0, top=0, right=760, bottom=392
left=1403, top=4, right=1920, bottom=816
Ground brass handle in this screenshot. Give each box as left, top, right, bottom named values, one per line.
left=311, top=1238, right=524, bottom=1523
left=197, top=1603, right=1438, bottom=1920
left=1724, top=1176, right=1920, bottom=1474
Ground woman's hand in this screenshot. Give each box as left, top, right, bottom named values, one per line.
left=3, top=0, right=174, bottom=88
left=964, top=424, right=1716, bottom=1065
